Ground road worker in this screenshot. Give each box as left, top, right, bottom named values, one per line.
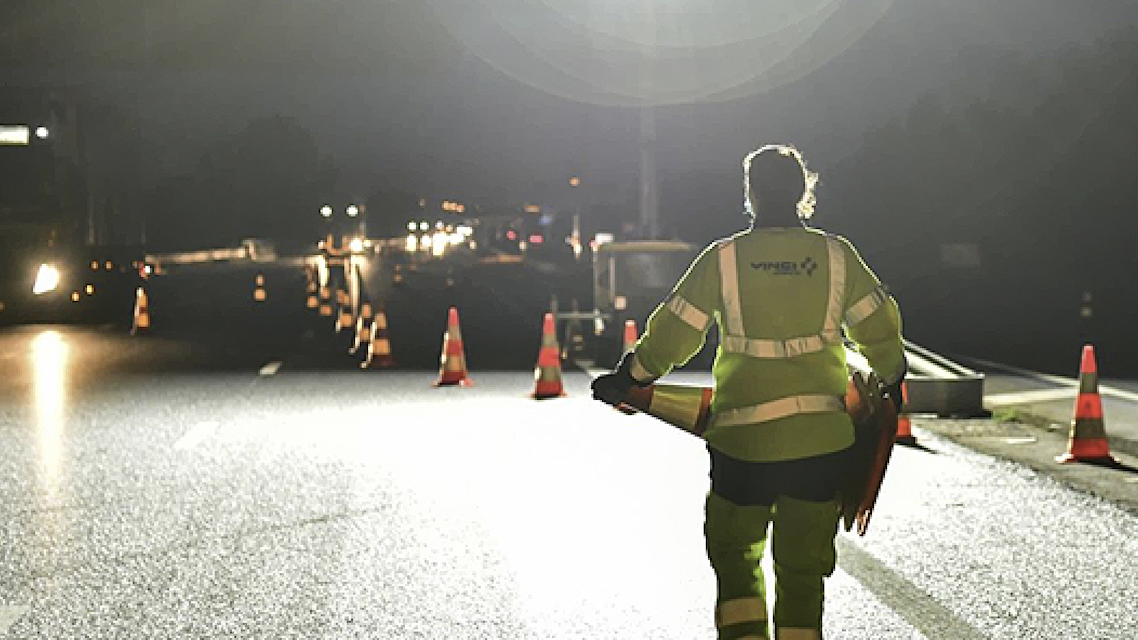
left=592, top=144, right=906, bottom=639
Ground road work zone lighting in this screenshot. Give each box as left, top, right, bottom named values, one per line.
left=407, top=222, right=416, bottom=231
left=33, top=264, right=60, bottom=295
left=346, top=204, right=360, bottom=217
left=0, top=125, right=30, bottom=145
left=320, top=205, right=333, bottom=218
left=524, top=204, right=541, bottom=214
left=419, top=222, right=429, bottom=231
left=349, top=237, right=365, bottom=253
left=406, top=234, right=418, bottom=252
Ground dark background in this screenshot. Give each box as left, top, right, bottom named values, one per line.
left=3, top=0, right=1137, bottom=374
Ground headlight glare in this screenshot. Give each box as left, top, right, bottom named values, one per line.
left=33, top=263, right=61, bottom=295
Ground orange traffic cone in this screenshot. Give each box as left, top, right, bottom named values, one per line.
left=336, top=300, right=354, bottom=333
left=895, top=382, right=916, bottom=446
left=361, top=309, right=395, bottom=369
left=1057, top=345, right=1118, bottom=464
left=623, top=319, right=639, bottom=354
left=620, top=383, right=714, bottom=436
left=318, top=285, right=333, bottom=317
left=305, top=280, right=319, bottom=310
left=435, top=307, right=472, bottom=386
left=350, top=302, right=375, bottom=355
left=532, top=312, right=566, bottom=399
left=131, top=287, right=151, bottom=335
left=253, top=273, right=267, bottom=302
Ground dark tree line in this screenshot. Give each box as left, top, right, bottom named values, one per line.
left=828, top=30, right=1138, bottom=372
left=146, top=115, right=337, bottom=253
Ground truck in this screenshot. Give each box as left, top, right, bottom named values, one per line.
left=0, top=104, right=143, bottom=325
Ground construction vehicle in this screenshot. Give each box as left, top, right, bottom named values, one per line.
left=0, top=99, right=143, bottom=325
left=553, top=239, right=717, bottom=368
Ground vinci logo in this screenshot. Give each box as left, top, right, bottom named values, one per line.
left=750, top=256, right=818, bottom=276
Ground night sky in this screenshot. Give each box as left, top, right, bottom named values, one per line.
left=3, top=0, right=1137, bottom=210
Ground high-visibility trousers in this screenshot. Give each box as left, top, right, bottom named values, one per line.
left=705, top=491, right=840, bottom=639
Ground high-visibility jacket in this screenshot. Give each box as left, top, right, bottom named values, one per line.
left=628, top=226, right=905, bottom=463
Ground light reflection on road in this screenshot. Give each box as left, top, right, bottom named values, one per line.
left=30, top=329, right=68, bottom=503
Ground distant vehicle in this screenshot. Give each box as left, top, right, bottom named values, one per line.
left=0, top=115, right=141, bottom=325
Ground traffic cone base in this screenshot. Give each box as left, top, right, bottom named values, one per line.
left=1057, top=344, right=1118, bottom=464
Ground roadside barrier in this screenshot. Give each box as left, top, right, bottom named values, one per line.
left=253, top=273, right=267, bottom=302
left=1057, top=344, right=1118, bottom=464
left=131, top=287, right=151, bottom=335
left=435, top=307, right=472, bottom=386
left=361, top=309, right=395, bottom=370
left=532, top=312, right=566, bottom=399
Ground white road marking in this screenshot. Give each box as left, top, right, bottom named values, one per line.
left=0, top=606, right=30, bottom=633
left=1003, top=437, right=1038, bottom=445
left=836, top=538, right=987, bottom=640
left=259, top=361, right=282, bottom=376
left=975, top=358, right=1138, bottom=403
left=173, top=421, right=219, bottom=450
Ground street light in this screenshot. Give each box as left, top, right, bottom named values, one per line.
left=320, top=205, right=333, bottom=218
left=34, top=126, right=49, bottom=139
left=346, top=204, right=360, bottom=217
left=569, top=176, right=581, bottom=187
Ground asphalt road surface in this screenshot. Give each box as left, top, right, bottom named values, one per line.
left=2, top=260, right=1137, bottom=638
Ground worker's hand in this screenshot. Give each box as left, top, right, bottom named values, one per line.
left=590, top=351, right=646, bottom=406
left=882, top=378, right=905, bottom=414
left=591, top=372, right=632, bottom=407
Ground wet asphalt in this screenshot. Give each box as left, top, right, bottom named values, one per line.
left=1, top=259, right=1136, bottom=638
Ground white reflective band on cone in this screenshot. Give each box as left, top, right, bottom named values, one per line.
left=776, top=628, right=822, bottom=639
left=716, top=597, right=767, bottom=627
left=666, top=294, right=710, bottom=331
left=845, top=285, right=889, bottom=326
left=712, top=394, right=844, bottom=427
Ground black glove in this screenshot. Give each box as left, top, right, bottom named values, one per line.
left=881, top=369, right=907, bottom=414
left=590, top=352, right=646, bottom=407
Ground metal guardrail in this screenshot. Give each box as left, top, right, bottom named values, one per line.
left=848, top=339, right=987, bottom=418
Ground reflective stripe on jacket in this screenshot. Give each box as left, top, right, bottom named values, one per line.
left=629, top=226, right=904, bottom=463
